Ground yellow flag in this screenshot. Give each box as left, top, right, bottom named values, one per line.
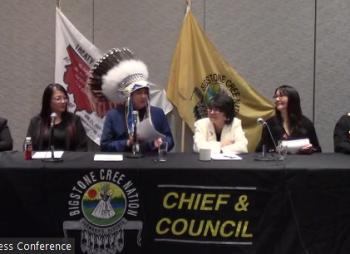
left=166, top=8, right=275, bottom=151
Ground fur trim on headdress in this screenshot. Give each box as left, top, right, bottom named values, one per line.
left=102, top=59, right=149, bottom=102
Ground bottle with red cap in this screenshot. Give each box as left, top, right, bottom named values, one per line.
left=24, top=137, right=33, bottom=160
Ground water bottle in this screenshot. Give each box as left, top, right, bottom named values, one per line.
left=24, top=137, right=33, bottom=160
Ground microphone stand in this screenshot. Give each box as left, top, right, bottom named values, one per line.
left=264, top=121, right=278, bottom=151
left=42, top=119, right=63, bottom=162
left=255, top=120, right=283, bottom=161
left=126, top=111, right=143, bottom=159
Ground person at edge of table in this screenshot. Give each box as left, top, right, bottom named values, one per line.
left=26, top=83, right=87, bottom=151
left=334, top=113, right=350, bottom=154
left=97, top=49, right=174, bottom=153
left=256, top=85, right=321, bottom=154
left=193, top=92, right=248, bottom=154
left=0, top=117, right=13, bottom=151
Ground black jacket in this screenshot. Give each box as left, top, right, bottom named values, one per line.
left=0, top=117, right=13, bottom=151
left=256, top=115, right=321, bottom=153
left=27, top=112, right=87, bottom=151
left=334, top=114, right=350, bottom=154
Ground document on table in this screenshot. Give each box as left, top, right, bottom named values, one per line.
left=137, top=118, right=165, bottom=142
left=32, top=151, right=64, bottom=159
left=94, top=154, right=123, bottom=161
left=281, top=138, right=310, bottom=154
left=211, top=153, right=242, bottom=160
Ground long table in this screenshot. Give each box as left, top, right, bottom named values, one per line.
left=0, top=152, right=349, bottom=254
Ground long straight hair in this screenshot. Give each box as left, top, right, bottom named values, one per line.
left=36, top=83, right=76, bottom=149
left=274, top=85, right=303, bottom=133
left=40, top=83, right=68, bottom=124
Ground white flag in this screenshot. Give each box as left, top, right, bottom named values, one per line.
left=55, top=7, right=173, bottom=145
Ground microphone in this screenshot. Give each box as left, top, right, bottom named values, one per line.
left=42, top=112, right=62, bottom=162
left=49, top=113, right=57, bottom=156
left=50, top=112, right=57, bottom=127
left=257, top=117, right=277, bottom=152
left=126, top=111, right=143, bottom=158
left=256, top=117, right=265, bottom=126
left=132, top=111, right=140, bottom=155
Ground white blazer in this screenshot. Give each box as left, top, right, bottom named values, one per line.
left=193, top=117, right=248, bottom=154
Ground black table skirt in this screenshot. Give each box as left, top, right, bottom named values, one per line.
left=0, top=152, right=349, bottom=254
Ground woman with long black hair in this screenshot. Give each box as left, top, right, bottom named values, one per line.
left=256, top=85, right=321, bottom=153
left=27, top=83, right=87, bottom=151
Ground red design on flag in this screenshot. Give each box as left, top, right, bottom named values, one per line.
left=63, top=45, right=93, bottom=112
left=63, top=45, right=119, bottom=117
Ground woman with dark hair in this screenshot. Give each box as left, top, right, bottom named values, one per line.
left=27, top=83, right=87, bottom=151
left=256, top=85, right=321, bottom=153
left=193, top=92, right=248, bottom=154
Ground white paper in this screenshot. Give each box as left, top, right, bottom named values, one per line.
left=137, top=118, right=165, bottom=142
left=211, top=153, right=242, bottom=160
left=94, top=154, right=123, bottom=161
left=281, top=138, right=310, bottom=154
left=32, top=151, right=64, bottom=159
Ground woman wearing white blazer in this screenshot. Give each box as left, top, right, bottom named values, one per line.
left=193, top=93, right=248, bottom=154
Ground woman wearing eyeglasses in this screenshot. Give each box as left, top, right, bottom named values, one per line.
left=193, top=92, right=248, bottom=154
left=26, top=83, right=87, bottom=151
left=256, top=85, right=321, bottom=153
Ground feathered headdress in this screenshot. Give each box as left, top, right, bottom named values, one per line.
left=88, top=48, right=149, bottom=103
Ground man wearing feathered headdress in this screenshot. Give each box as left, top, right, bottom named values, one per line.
left=89, top=48, right=174, bottom=153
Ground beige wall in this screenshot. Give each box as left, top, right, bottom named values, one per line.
left=1, top=0, right=349, bottom=152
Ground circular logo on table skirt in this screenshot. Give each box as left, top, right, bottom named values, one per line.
left=81, top=181, right=126, bottom=227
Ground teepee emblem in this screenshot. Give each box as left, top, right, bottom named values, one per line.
left=82, top=182, right=126, bottom=227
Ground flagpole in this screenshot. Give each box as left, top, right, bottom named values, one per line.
left=186, top=0, right=191, bottom=13
left=181, top=120, right=186, bottom=152
left=56, top=0, right=61, bottom=9
left=180, top=0, right=191, bottom=153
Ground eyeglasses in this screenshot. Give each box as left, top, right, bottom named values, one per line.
left=273, top=94, right=287, bottom=99
left=52, top=96, right=68, bottom=102
left=207, top=107, right=222, bottom=113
